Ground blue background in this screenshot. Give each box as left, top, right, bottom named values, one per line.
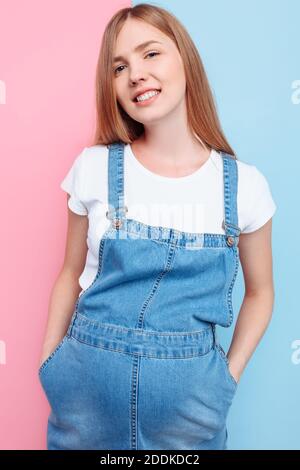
left=132, top=0, right=300, bottom=450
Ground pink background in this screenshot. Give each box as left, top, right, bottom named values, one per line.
left=0, top=0, right=129, bottom=450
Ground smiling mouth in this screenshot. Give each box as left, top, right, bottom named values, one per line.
left=133, top=89, right=161, bottom=102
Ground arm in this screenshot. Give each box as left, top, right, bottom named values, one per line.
left=38, top=195, right=88, bottom=367
left=227, top=217, right=275, bottom=383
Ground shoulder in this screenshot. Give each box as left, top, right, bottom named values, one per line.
left=63, top=144, right=109, bottom=183
left=215, top=151, right=272, bottom=190
left=79, top=144, right=109, bottom=165
left=232, top=156, right=276, bottom=233
left=80, top=145, right=109, bottom=202
left=74, top=145, right=109, bottom=180
left=235, top=158, right=273, bottom=197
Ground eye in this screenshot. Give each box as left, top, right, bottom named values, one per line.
left=114, top=51, right=160, bottom=75
left=114, top=65, right=125, bottom=75
left=145, top=51, right=160, bottom=59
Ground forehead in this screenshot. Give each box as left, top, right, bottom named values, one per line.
left=116, top=18, right=165, bottom=42
left=113, top=19, right=171, bottom=59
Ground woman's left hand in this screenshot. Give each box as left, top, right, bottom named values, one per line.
left=227, top=357, right=242, bottom=384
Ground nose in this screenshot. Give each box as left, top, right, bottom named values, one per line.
left=129, top=69, right=147, bottom=86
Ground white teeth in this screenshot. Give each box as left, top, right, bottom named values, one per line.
left=136, top=90, right=160, bottom=102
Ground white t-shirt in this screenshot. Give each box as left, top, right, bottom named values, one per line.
left=60, top=144, right=277, bottom=292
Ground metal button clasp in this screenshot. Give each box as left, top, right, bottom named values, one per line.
left=113, top=219, right=123, bottom=229
left=226, top=236, right=235, bottom=247
left=106, top=206, right=128, bottom=229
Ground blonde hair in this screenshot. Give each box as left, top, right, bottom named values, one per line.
left=92, top=3, right=236, bottom=158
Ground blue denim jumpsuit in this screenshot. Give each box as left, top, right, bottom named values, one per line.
left=38, top=141, right=241, bottom=450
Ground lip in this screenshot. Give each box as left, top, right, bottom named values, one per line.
left=132, top=88, right=161, bottom=102
left=133, top=90, right=161, bottom=106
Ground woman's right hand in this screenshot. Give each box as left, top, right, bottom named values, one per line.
left=38, top=339, right=62, bottom=369
left=39, top=349, right=53, bottom=369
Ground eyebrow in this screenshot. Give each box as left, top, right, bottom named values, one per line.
left=113, top=40, right=163, bottom=63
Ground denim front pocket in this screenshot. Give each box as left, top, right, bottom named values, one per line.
left=38, top=335, right=68, bottom=377
left=215, top=343, right=238, bottom=390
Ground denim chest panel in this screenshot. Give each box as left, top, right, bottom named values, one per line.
left=70, top=142, right=241, bottom=334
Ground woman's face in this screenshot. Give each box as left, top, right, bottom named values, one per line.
left=113, top=18, right=187, bottom=125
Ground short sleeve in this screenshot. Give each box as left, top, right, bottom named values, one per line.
left=60, top=147, right=88, bottom=215
left=241, top=167, right=277, bottom=233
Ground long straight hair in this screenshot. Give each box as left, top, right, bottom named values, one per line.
left=92, top=3, right=236, bottom=159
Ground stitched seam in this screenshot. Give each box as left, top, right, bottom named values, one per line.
left=227, top=248, right=239, bottom=325
left=75, top=313, right=212, bottom=336
left=70, top=335, right=213, bottom=358
left=38, top=336, right=68, bottom=375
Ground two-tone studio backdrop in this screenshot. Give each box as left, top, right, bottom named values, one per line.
left=0, top=0, right=298, bottom=449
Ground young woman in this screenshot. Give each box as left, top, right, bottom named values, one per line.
left=38, top=4, right=276, bottom=450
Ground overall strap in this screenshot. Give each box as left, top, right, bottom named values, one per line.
left=105, top=142, right=128, bottom=228
left=221, top=152, right=242, bottom=247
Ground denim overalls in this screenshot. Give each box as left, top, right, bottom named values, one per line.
left=38, top=141, right=241, bottom=450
